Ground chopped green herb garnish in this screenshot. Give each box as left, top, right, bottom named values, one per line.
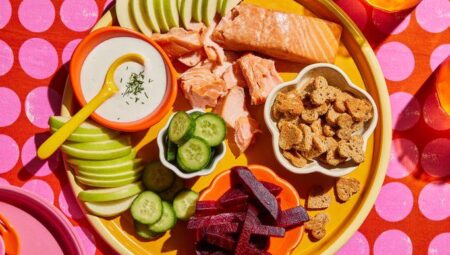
left=123, top=71, right=145, bottom=98
left=120, top=77, right=123, bottom=83
left=135, top=97, right=139, bottom=103
left=126, top=101, right=129, bottom=105
left=144, top=92, right=149, bottom=99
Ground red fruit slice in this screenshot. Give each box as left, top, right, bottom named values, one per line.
left=231, top=167, right=279, bottom=221
left=219, top=188, right=249, bottom=206
left=277, top=206, right=309, bottom=228
left=261, top=181, right=282, bottom=196
left=196, top=201, right=220, bottom=216
left=205, top=232, right=236, bottom=251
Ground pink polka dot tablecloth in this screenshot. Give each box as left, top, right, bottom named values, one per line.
left=0, top=0, right=448, bottom=254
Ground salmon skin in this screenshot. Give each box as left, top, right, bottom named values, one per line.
left=212, top=3, right=342, bottom=64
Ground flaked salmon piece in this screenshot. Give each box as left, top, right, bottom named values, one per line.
left=187, top=22, right=206, bottom=32
left=201, top=20, right=225, bottom=65
left=178, top=50, right=205, bottom=67
left=179, top=67, right=227, bottom=109
left=212, top=3, right=342, bottom=64
left=238, top=53, right=283, bottom=105
left=234, top=116, right=261, bottom=153
left=223, top=62, right=246, bottom=89
left=214, top=86, right=249, bottom=127
left=152, top=28, right=203, bottom=59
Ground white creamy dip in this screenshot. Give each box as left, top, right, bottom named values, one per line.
left=80, top=37, right=167, bottom=123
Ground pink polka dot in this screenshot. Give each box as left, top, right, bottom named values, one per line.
left=374, top=230, right=413, bottom=255
left=74, top=226, right=96, bottom=255
left=372, top=10, right=411, bottom=35
left=25, top=86, right=61, bottom=128
left=336, top=231, right=370, bottom=255
left=59, top=184, right=84, bottom=219
left=429, top=233, right=450, bottom=255
left=377, top=42, right=415, bottom=82
left=21, top=134, right=60, bottom=177
left=389, top=92, right=421, bottom=131
left=0, top=177, right=10, bottom=186
left=416, top=0, right=450, bottom=33
left=18, top=0, right=55, bottom=33
left=62, top=39, right=81, bottom=66
left=430, top=44, right=450, bottom=72
left=423, top=92, right=450, bottom=131
left=387, top=138, right=419, bottom=179
left=375, top=182, right=413, bottom=222
left=419, top=182, right=450, bottom=221
left=335, top=0, right=368, bottom=30
left=0, top=39, right=14, bottom=76
left=0, top=87, right=21, bottom=127
left=22, top=179, right=55, bottom=204
left=0, top=135, right=19, bottom=174
left=60, top=0, right=99, bottom=32
left=19, top=38, right=58, bottom=79
left=421, top=138, right=450, bottom=178
left=0, top=0, right=12, bottom=29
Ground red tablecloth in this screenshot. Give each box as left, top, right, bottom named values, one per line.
left=0, top=0, right=448, bottom=254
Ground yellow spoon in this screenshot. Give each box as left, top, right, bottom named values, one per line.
left=37, top=53, right=146, bottom=160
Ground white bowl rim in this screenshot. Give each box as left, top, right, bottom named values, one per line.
left=264, top=63, right=379, bottom=177
left=157, top=109, right=227, bottom=179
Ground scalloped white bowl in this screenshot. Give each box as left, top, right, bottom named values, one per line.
left=264, top=63, right=378, bottom=177
left=157, top=109, right=227, bottom=179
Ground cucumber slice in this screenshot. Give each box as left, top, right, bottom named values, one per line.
left=131, top=191, right=163, bottom=224
left=192, top=0, right=203, bottom=22
left=202, top=0, right=218, bottom=26
left=144, top=0, right=161, bottom=33
left=220, top=0, right=241, bottom=17
left=84, top=195, right=138, bottom=217
left=193, top=113, right=226, bottom=147
left=166, top=138, right=177, bottom=162
left=76, top=175, right=141, bottom=188
left=180, top=0, right=194, bottom=29
left=164, top=0, right=179, bottom=28
left=78, top=182, right=144, bottom=202
left=173, top=190, right=199, bottom=220
left=189, top=111, right=203, bottom=119
left=177, top=138, right=211, bottom=172
left=159, top=177, right=184, bottom=201
left=131, top=0, right=153, bottom=36
left=135, top=221, right=162, bottom=239
left=168, top=112, right=195, bottom=145
left=143, top=161, right=175, bottom=192
left=149, top=201, right=177, bottom=233
left=154, top=0, right=170, bottom=32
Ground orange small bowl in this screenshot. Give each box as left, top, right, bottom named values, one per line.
left=199, top=165, right=304, bottom=254
left=69, top=27, right=177, bottom=132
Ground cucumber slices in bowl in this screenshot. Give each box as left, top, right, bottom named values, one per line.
left=164, top=111, right=226, bottom=173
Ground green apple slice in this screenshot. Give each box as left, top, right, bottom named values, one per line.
left=192, top=0, right=203, bottom=22
left=78, top=182, right=144, bottom=202
left=180, top=0, right=194, bottom=28
left=62, top=137, right=132, bottom=160
left=220, top=0, right=241, bottom=17
left=77, top=166, right=144, bottom=180
left=177, top=0, right=182, bottom=10
left=217, top=0, right=222, bottom=12
left=76, top=175, right=141, bottom=188
left=50, top=127, right=118, bottom=143
left=131, top=0, right=153, bottom=36
left=73, top=158, right=142, bottom=174
left=154, top=0, right=170, bottom=32
left=164, top=0, right=180, bottom=28
left=144, top=0, right=161, bottom=33
left=116, top=0, right=139, bottom=31
left=84, top=194, right=138, bottom=217
left=202, top=0, right=218, bottom=26
left=68, top=151, right=136, bottom=166
left=49, top=116, right=115, bottom=135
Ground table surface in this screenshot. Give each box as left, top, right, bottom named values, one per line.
left=0, top=0, right=449, bottom=254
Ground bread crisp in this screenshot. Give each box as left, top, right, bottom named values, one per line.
left=335, top=177, right=360, bottom=202
left=305, top=213, right=329, bottom=240
left=307, top=185, right=331, bottom=210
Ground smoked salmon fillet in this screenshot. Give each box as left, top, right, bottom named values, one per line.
left=212, top=3, right=343, bottom=64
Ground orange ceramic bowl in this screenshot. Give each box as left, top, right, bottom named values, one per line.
left=199, top=165, right=304, bottom=254
left=69, top=27, right=177, bottom=132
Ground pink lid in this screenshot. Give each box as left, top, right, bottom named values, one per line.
left=0, top=185, right=85, bottom=255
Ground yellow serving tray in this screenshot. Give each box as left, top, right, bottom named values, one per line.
left=61, top=0, right=392, bottom=254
